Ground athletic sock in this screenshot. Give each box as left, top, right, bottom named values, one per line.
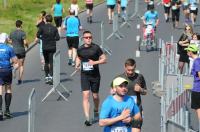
left=5, top=93, right=12, bottom=111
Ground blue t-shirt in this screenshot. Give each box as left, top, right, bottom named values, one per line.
left=121, top=0, right=128, bottom=7
left=64, top=16, right=81, bottom=37
left=100, top=95, right=140, bottom=132
left=191, top=58, right=200, bottom=92
left=54, top=3, right=63, bottom=17
left=0, top=43, right=16, bottom=69
left=107, top=0, right=116, bottom=5
left=144, top=10, right=158, bottom=27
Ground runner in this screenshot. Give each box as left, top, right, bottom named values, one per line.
left=189, top=0, right=199, bottom=25
left=85, top=0, right=94, bottom=23
left=35, top=10, right=46, bottom=71
left=145, top=0, right=154, bottom=10
left=75, top=30, right=107, bottom=126
left=162, top=0, right=171, bottom=22
left=106, top=0, right=116, bottom=24
left=185, top=44, right=200, bottom=122
left=111, top=58, right=147, bottom=132
left=181, top=0, right=190, bottom=24
left=120, top=0, right=128, bottom=22
left=171, top=0, right=181, bottom=28
left=51, top=0, right=64, bottom=34
left=63, top=9, right=82, bottom=66
left=70, top=0, right=79, bottom=17
left=36, top=14, right=60, bottom=85
left=9, top=20, right=28, bottom=85
left=99, top=77, right=141, bottom=132
left=0, top=33, right=18, bottom=120
left=177, top=25, right=193, bottom=74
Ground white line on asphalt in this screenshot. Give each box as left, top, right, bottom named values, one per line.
left=136, top=36, right=140, bottom=41
left=136, top=50, right=140, bottom=58
left=137, top=24, right=140, bottom=29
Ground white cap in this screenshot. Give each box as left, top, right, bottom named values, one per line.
left=0, top=33, right=8, bottom=43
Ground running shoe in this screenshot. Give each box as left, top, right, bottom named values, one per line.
left=4, top=110, right=13, bottom=119
left=84, top=120, right=92, bottom=126
left=48, top=76, right=53, bottom=85
left=71, top=61, right=75, bottom=67
left=18, top=80, right=22, bottom=85
left=45, top=77, right=49, bottom=84
left=68, top=58, right=72, bottom=66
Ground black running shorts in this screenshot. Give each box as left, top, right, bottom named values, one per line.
left=191, top=91, right=200, bottom=109
left=54, top=16, right=62, bottom=27
left=16, top=53, right=26, bottom=59
left=86, top=3, right=93, bottom=10
left=0, top=69, right=12, bottom=85
left=66, top=36, right=79, bottom=49
left=81, top=73, right=100, bottom=93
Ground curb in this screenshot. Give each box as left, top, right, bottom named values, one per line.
left=26, top=1, right=106, bottom=53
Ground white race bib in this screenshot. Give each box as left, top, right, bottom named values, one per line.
left=190, top=6, right=197, bottom=10
left=172, top=5, right=177, bottom=10
left=82, top=62, right=94, bottom=71
left=183, top=2, right=188, bottom=6
left=164, top=3, right=171, bottom=7
left=111, top=126, right=128, bottom=132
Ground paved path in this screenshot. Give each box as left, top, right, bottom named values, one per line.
left=0, top=1, right=200, bottom=132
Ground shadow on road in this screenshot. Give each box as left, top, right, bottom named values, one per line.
left=12, top=111, right=28, bottom=118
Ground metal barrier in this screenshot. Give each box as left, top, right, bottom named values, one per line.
left=130, top=0, right=140, bottom=19
left=100, top=21, right=112, bottom=55
left=106, top=13, right=124, bottom=40
left=28, top=88, right=36, bottom=132
left=42, top=50, right=71, bottom=102
left=155, top=37, right=198, bottom=132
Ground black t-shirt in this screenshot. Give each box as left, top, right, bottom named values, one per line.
left=36, top=23, right=60, bottom=51
left=177, top=33, right=191, bottom=55
left=36, top=21, right=45, bottom=29
left=77, top=43, right=103, bottom=75
left=118, top=73, right=147, bottom=106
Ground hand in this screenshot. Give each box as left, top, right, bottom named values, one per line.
left=75, top=65, right=80, bottom=71
left=122, top=117, right=132, bottom=123
left=134, top=83, right=142, bottom=92
left=120, top=109, right=130, bottom=120
left=88, top=59, right=96, bottom=65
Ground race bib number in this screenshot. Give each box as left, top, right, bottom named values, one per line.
left=172, top=5, right=177, bottom=10
left=190, top=6, right=197, bottom=10
left=82, top=62, right=94, bottom=71
left=164, top=3, right=170, bottom=7
left=183, top=2, right=188, bottom=6
left=111, top=126, right=128, bottom=132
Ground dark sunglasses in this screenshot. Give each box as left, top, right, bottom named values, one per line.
left=83, top=36, right=92, bottom=39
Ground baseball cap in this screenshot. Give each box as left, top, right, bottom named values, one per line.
left=112, top=77, right=128, bottom=87
left=185, top=44, right=199, bottom=52
left=0, top=33, right=8, bottom=43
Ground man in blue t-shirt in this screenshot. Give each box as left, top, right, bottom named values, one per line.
left=63, top=9, right=82, bottom=66
left=0, top=33, right=18, bottom=120
left=99, top=77, right=141, bottom=132
left=185, top=44, right=200, bottom=122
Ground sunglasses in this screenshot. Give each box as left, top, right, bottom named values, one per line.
left=83, top=36, right=92, bottom=39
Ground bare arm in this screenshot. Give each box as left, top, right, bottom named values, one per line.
left=99, top=109, right=130, bottom=126
left=75, top=56, right=81, bottom=70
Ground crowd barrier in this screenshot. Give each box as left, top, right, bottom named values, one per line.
left=42, top=50, right=71, bottom=102
left=28, top=88, right=36, bottom=132
left=156, top=37, right=198, bottom=132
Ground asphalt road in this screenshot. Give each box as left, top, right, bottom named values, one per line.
left=0, top=0, right=200, bottom=132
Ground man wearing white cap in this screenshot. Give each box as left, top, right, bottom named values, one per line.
left=99, top=77, right=141, bottom=132
left=0, top=33, right=18, bottom=120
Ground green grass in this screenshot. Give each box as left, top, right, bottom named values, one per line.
left=0, top=0, right=104, bottom=43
